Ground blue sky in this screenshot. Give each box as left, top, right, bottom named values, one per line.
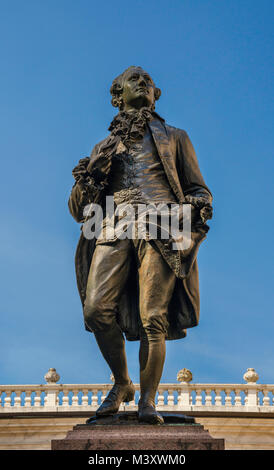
left=0, top=0, right=273, bottom=387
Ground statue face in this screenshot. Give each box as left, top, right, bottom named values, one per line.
left=121, top=68, right=155, bottom=111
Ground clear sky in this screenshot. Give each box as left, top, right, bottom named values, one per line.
left=0, top=0, right=273, bottom=387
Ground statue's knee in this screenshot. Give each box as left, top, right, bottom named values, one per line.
left=83, top=301, right=101, bottom=331
left=140, top=313, right=168, bottom=337
left=84, top=300, right=116, bottom=332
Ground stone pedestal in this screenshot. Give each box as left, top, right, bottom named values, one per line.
left=51, top=412, right=224, bottom=450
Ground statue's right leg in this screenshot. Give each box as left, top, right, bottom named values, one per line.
left=84, top=239, right=135, bottom=416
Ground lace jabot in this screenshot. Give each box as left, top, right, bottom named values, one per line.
left=72, top=107, right=161, bottom=191
left=108, top=107, right=154, bottom=149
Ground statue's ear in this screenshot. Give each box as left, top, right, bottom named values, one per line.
left=154, top=87, right=161, bottom=101
left=110, top=81, right=124, bottom=109
left=111, top=96, right=121, bottom=108
left=111, top=94, right=124, bottom=109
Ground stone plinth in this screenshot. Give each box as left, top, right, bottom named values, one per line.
left=51, top=412, right=224, bottom=450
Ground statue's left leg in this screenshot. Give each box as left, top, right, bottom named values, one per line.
left=137, top=240, right=176, bottom=424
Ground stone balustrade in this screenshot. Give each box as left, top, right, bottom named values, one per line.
left=0, top=367, right=273, bottom=415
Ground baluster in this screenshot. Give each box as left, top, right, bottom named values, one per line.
left=62, top=390, right=70, bottom=407
left=195, top=389, right=202, bottom=406
left=24, top=391, right=32, bottom=408
left=262, top=390, right=270, bottom=407
left=234, top=389, right=242, bottom=406
left=91, top=389, right=98, bottom=407
left=167, top=389, right=175, bottom=407
left=72, top=389, right=79, bottom=407
left=4, top=391, right=12, bottom=408
left=205, top=388, right=212, bottom=407
left=14, top=391, right=22, bottom=408
left=224, top=388, right=232, bottom=406
left=214, top=389, right=222, bottom=406
left=82, top=389, right=89, bottom=407
left=34, top=391, right=41, bottom=407
left=157, top=388, right=165, bottom=407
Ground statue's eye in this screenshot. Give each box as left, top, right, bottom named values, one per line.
left=144, top=76, right=152, bottom=83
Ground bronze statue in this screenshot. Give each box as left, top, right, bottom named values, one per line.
left=68, top=66, right=213, bottom=424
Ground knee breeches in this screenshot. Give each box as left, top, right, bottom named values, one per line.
left=84, top=238, right=176, bottom=336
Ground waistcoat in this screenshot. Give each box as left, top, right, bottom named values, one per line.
left=107, top=126, right=176, bottom=204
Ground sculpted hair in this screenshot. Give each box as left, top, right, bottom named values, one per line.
left=110, top=66, right=161, bottom=110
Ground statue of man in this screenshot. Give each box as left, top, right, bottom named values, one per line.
left=68, top=66, right=213, bottom=424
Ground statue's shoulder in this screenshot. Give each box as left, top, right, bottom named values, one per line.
left=152, top=113, right=188, bottom=139
left=164, top=122, right=188, bottom=141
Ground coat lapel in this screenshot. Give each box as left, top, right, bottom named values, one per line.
left=148, top=118, right=185, bottom=204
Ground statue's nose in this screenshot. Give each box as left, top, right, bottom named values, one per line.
left=138, top=77, right=146, bottom=87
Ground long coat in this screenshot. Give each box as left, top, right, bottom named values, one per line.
left=68, top=116, right=212, bottom=341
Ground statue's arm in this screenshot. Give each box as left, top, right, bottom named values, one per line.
left=68, top=142, right=108, bottom=223
left=175, top=129, right=213, bottom=224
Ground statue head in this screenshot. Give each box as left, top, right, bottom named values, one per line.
left=110, top=66, right=161, bottom=112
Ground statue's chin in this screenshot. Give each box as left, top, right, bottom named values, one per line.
left=124, top=100, right=154, bottom=112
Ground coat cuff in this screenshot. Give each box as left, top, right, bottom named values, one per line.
left=184, top=195, right=213, bottom=224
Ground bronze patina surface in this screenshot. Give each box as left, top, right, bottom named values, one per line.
left=68, top=66, right=213, bottom=425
